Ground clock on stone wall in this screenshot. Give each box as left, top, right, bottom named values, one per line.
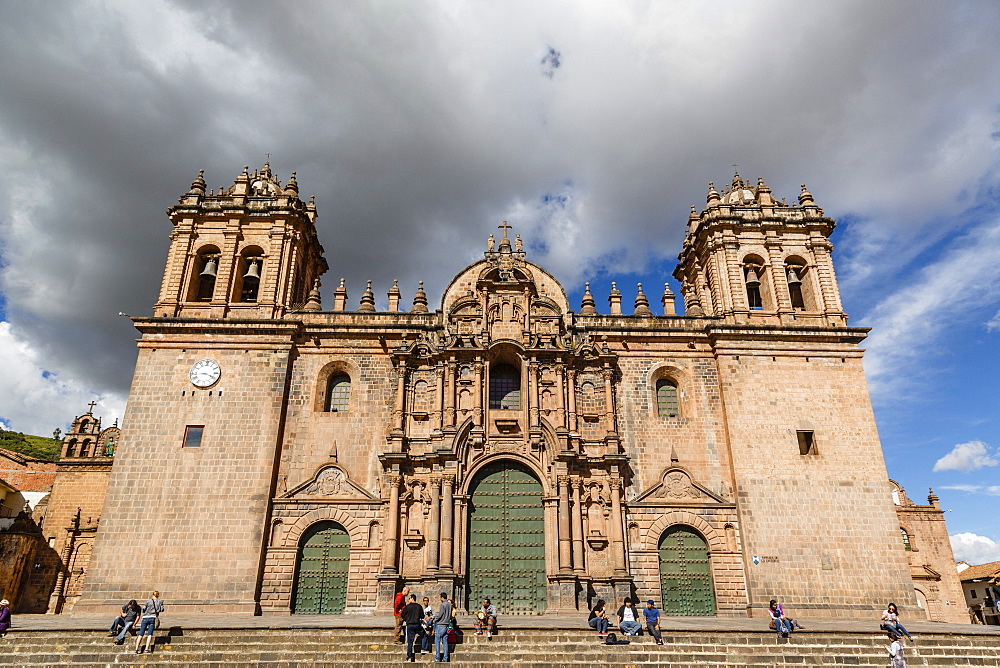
left=189, top=358, right=221, bottom=388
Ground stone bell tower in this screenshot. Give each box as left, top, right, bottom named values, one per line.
left=153, top=162, right=328, bottom=319
left=674, top=172, right=846, bottom=326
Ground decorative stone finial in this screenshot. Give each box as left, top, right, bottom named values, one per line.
left=706, top=181, right=720, bottom=207
left=333, top=278, right=348, bottom=311
left=487, top=234, right=495, bottom=252
left=661, top=283, right=676, bottom=315
left=411, top=281, right=429, bottom=313
left=579, top=282, right=598, bottom=315
left=358, top=280, right=376, bottom=312
left=634, top=283, right=652, bottom=316
left=515, top=234, right=523, bottom=252
left=608, top=282, right=622, bottom=315
left=284, top=171, right=298, bottom=195
left=303, top=279, right=322, bottom=311
left=187, top=169, right=206, bottom=195
left=927, top=488, right=939, bottom=507
left=387, top=278, right=401, bottom=312
left=798, top=183, right=814, bottom=205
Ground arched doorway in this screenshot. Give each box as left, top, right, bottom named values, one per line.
left=292, top=521, right=350, bottom=614
left=467, top=461, right=546, bottom=613
left=658, top=525, right=716, bottom=615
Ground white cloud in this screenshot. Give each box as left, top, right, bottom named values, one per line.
left=0, top=321, right=126, bottom=436
left=861, top=218, right=1000, bottom=400
left=940, top=485, right=1000, bottom=496
left=987, top=310, right=1000, bottom=332
left=933, top=440, right=999, bottom=473
left=950, top=532, right=1000, bottom=565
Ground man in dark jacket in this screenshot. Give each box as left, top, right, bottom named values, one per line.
left=401, top=594, right=427, bottom=661
left=109, top=600, right=140, bottom=644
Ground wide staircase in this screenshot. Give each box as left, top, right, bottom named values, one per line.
left=1, top=628, right=999, bottom=667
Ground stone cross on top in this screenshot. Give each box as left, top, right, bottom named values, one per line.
left=87, top=400, right=97, bottom=414
left=498, top=220, right=512, bottom=240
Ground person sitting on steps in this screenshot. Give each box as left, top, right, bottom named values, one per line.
left=643, top=599, right=664, bottom=646
left=474, top=598, right=497, bottom=638
left=880, top=602, right=913, bottom=641
left=588, top=599, right=609, bottom=637
left=769, top=599, right=793, bottom=637
left=616, top=598, right=642, bottom=636
left=109, top=599, right=141, bottom=644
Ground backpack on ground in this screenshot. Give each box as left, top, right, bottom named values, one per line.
left=604, top=632, right=629, bottom=645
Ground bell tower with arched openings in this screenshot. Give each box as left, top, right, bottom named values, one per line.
left=674, top=172, right=846, bottom=326
left=153, top=161, right=328, bottom=319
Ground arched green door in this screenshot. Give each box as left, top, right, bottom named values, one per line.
left=658, top=525, right=716, bottom=615
left=293, top=521, right=350, bottom=614
left=467, top=462, right=546, bottom=613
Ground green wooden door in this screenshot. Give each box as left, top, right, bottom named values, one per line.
left=658, top=525, right=716, bottom=615
left=468, top=463, right=546, bottom=613
left=293, top=521, right=350, bottom=614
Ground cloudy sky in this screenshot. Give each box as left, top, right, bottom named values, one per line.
left=1, top=1, right=998, bottom=563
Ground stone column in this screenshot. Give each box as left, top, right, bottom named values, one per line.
left=454, top=495, right=468, bottom=578
left=393, top=366, right=407, bottom=432
left=609, top=477, right=627, bottom=575
left=542, top=497, right=559, bottom=576
left=473, top=362, right=483, bottom=427
left=558, top=477, right=572, bottom=573
left=440, top=475, right=454, bottom=571
left=723, top=238, right=746, bottom=314
left=571, top=480, right=586, bottom=573
left=602, top=368, right=616, bottom=435
left=435, top=366, right=445, bottom=430
left=381, top=474, right=402, bottom=574
left=567, top=369, right=578, bottom=433
left=765, top=237, right=792, bottom=312
left=444, top=360, right=456, bottom=427
left=555, top=366, right=566, bottom=428
left=427, top=477, right=441, bottom=572
left=528, top=361, right=540, bottom=428
left=809, top=237, right=844, bottom=314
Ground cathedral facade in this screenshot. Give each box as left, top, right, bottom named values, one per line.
left=68, top=164, right=961, bottom=621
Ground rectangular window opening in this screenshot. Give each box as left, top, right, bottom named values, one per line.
left=183, top=425, right=204, bottom=448
left=796, top=430, right=815, bottom=455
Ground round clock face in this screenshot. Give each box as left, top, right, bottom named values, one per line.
left=189, top=358, right=221, bottom=388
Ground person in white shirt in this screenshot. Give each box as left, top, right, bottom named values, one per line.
left=886, top=631, right=907, bottom=667
left=616, top=598, right=641, bottom=636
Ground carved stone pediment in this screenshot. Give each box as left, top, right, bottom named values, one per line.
left=283, top=465, right=377, bottom=500
left=633, top=467, right=727, bottom=504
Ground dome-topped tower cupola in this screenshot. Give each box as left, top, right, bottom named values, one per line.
left=155, top=160, right=328, bottom=319
left=674, top=171, right=846, bottom=326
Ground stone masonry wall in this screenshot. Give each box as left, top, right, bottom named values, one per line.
left=75, top=334, right=295, bottom=614
left=717, top=344, right=915, bottom=619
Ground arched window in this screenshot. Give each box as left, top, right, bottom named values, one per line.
left=787, top=266, right=805, bottom=309
left=66, top=438, right=78, bottom=457
left=744, top=265, right=763, bottom=309
left=236, top=250, right=264, bottom=303
left=489, top=364, right=520, bottom=409
left=656, top=379, right=679, bottom=417
left=325, top=374, right=351, bottom=412
left=900, top=527, right=912, bottom=551
left=193, top=251, right=219, bottom=301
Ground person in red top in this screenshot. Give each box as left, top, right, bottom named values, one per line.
left=393, top=586, right=410, bottom=643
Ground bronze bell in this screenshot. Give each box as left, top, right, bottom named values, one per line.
left=244, top=259, right=261, bottom=280
left=786, top=267, right=802, bottom=285
left=200, top=257, right=218, bottom=278
left=744, top=267, right=761, bottom=287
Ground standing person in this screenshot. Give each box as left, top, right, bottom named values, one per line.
left=134, top=591, right=164, bottom=655
left=0, top=599, right=11, bottom=637
left=616, top=598, right=641, bottom=636
left=421, top=596, right=434, bottom=652
left=880, top=603, right=913, bottom=641
left=588, top=599, right=609, bottom=637
left=769, top=599, right=792, bottom=637
left=432, top=591, right=453, bottom=663
left=401, top=594, right=427, bottom=662
left=886, top=631, right=907, bottom=668
left=643, top=599, right=664, bottom=645
left=393, top=586, right=410, bottom=643
left=109, top=600, right=141, bottom=644
left=474, top=598, right=497, bottom=638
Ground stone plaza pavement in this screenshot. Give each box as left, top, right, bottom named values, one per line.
left=10, top=612, right=1000, bottom=637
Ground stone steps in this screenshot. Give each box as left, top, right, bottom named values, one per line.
left=1, top=629, right=998, bottom=667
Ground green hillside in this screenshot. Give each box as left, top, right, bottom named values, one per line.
left=0, top=430, right=62, bottom=461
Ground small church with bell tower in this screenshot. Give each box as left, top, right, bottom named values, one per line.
left=64, top=164, right=963, bottom=623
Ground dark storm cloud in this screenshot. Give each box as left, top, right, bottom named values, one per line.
left=0, top=0, right=999, bottom=433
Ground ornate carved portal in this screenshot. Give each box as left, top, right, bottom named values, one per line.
left=374, top=238, right=633, bottom=613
